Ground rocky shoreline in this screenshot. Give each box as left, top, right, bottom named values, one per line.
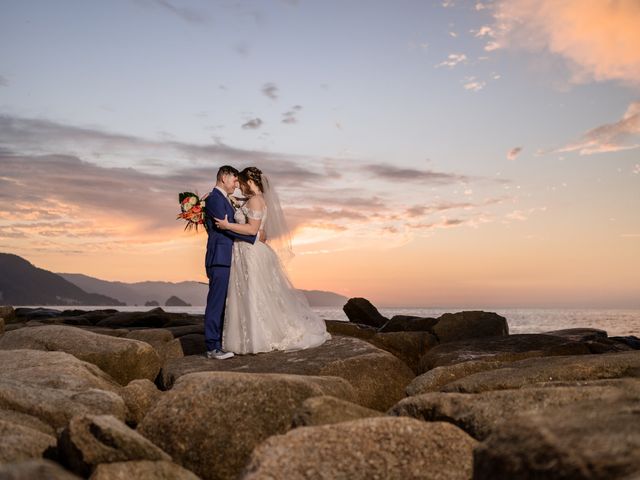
left=0, top=299, right=639, bottom=479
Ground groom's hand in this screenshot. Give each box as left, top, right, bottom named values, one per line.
left=258, top=230, right=267, bottom=243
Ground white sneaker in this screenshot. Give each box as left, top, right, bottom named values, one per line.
left=206, top=349, right=235, bottom=360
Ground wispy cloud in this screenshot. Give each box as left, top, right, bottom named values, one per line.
left=140, top=0, right=210, bottom=24
left=435, top=53, right=467, bottom=68
left=487, top=0, right=640, bottom=87
left=261, top=82, right=279, bottom=100
left=363, top=163, right=472, bottom=184
left=507, top=147, right=523, bottom=160
left=282, top=105, right=302, bottom=124
left=553, top=101, right=640, bottom=155
left=463, top=76, right=486, bottom=91
left=241, top=118, right=263, bottom=129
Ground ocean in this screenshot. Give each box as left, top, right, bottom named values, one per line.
left=22, top=305, right=640, bottom=337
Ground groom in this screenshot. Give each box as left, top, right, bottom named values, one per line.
left=203, top=165, right=257, bottom=360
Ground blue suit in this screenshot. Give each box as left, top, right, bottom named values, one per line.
left=203, top=188, right=256, bottom=351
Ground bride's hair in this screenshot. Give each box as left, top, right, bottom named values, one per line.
left=238, top=167, right=264, bottom=193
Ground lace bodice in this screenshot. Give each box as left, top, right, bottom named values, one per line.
left=234, top=205, right=266, bottom=231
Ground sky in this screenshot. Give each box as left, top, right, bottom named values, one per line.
left=0, top=0, right=639, bottom=308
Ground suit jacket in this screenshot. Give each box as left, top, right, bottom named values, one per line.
left=204, top=188, right=257, bottom=267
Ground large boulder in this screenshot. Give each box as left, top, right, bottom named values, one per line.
left=324, top=320, right=377, bottom=340
left=391, top=378, right=640, bottom=440
left=125, top=329, right=183, bottom=365
left=161, top=336, right=415, bottom=411
left=0, top=349, right=126, bottom=429
left=368, top=331, right=437, bottom=373
left=138, top=371, right=357, bottom=480
left=242, top=417, right=477, bottom=480
left=342, top=298, right=388, bottom=328
left=474, top=397, right=640, bottom=479
left=120, top=379, right=161, bottom=426
left=58, top=414, right=170, bottom=477
left=89, top=461, right=200, bottom=480
left=442, top=350, right=640, bottom=393
left=0, top=325, right=161, bottom=385
left=291, top=395, right=384, bottom=428
left=0, top=409, right=55, bottom=436
left=0, top=318, right=4, bottom=336
left=177, top=334, right=206, bottom=356
left=0, top=306, right=16, bottom=324
left=419, top=333, right=593, bottom=371
left=94, top=308, right=200, bottom=329
left=432, top=311, right=508, bottom=343
left=0, top=460, right=81, bottom=480
left=378, top=315, right=438, bottom=333
left=0, top=419, right=56, bottom=463
left=544, top=327, right=608, bottom=342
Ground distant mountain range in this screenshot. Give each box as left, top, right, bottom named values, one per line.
left=0, top=252, right=348, bottom=307
left=0, top=253, right=124, bottom=306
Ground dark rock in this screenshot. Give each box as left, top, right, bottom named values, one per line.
left=611, top=335, right=640, bottom=350
left=291, top=395, right=384, bottom=428
left=324, top=320, right=377, bottom=340
left=0, top=459, right=81, bottom=480
left=368, top=331, right=438, bottom=374
left=138, top=371, right=357, bottom=480
left=161, top=336, right=415, bottom=411
left=474, top=397, right=640, bottom=479
left=391, top=378, right=640, bottom=440
left=0, top=419, right=56, bottom=463
left=0, top=325, right=161, bottom=385
left=95, top=308, right=169, bottom=329
left=432, top=311, right=508, bottom=344
left=89, top=461, right=200, bottom=480
left=419, top=333, right=592, bottom=371
left=165, top=296, right=190, bottom=307
left=0, top=318, right=4, bottom=336
left=242, top=417, right=477, bottom=480
left=442, top=350, right=640, bottom=393
left=378, top=315, right=439, bottom=333
left=178, top=333, right=207, bottom=355
left=544, top=327, right=608, bottom=342
left=14, top=307, right=62, bottom=320
left=342, top=298, right=388, bottom=328
left=165, top=325, right=205, bottom=338
left=144, top=300, right=160, bottom=307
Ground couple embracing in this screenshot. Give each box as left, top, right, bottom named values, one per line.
left=203, top=165, right=330, bottom=359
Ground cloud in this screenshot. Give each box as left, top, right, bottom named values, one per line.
left=553, top=101, right=640, bottom=155
left=507, top=147, right=523, bottom=160
left=261, top=82, right=279, bottom=100
left=143, top=0, right=210, bottom=24
left=435, top=53, right=467, bottom=68
left=487, top=0, right=640, bottom=87
left=363, top=163, right=472, bottom=184
left=463, top=77, right=486, bottom=91
left=282, top=105, right=302, bottom=124
left=241, top=118, right=263, bottom=130
left=634, top=164, right=640, bottom=175
left=0, top=75, right=8, bottom=87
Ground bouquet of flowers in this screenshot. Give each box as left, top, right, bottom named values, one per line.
left=177, top=192, right=208, bottom=231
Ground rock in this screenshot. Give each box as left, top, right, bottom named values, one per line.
left=14, top=307, right=61, bottom=321
left=144, top=300, right=160, bottom=307
left=0, top=318, right=4, bottom=336
left=161, top=336, right=415, bottom=411
left=442, top=350, right=640, bottom=393
left=138, top=371, right=357, bottom=480
left=391, top=378, right=640, bottom=440
left=342, top=298, right=388, bottom=328
left=58, top=414, right=170, bottom=477
left=0, top=306, right=16, bottom=324
left=419, top=333, right=593, bottom=371
left=165, top=325, right=204, bottom=338
left=76, top=326, right=131, bottom=337
left=432, top=311, right=508, bottom=343
left=0, top=460, right=81, bottom=480
left=0, top=409, right=55, bottom=436
left=324, top=320, right=377, bottom=340
left=95, top=308, right=169, bottom=329
left=0, top=325, right=161, bottom=385
left=291, top=395, right=384, bottom=428
left=0, top=419, right=56, bottom=463
left=178, top=333, right=207, bottom=355
left=125, top=329, right=183, bottom=366
left=611, top=335, right=640, bottom=350
left=0, top=349, right=126, bottom=429
left=378, top=315, right=438, bottom=333
left=165, top=295, right=190, bottom=307
left=89, top=461, right=200, bottom=480
left=242, top=417, right=477, bottom=480
left=474, top=397, right=640, bottom=479
left=120, top=379, right=161, bottom=426
left=368, top=331, right=437, bottom=374
left=544, top=327, right=608, bottom=342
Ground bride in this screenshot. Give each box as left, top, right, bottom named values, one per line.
left=214, top=166, right=331, bottom=354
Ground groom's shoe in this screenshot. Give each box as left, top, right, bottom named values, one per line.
left=206, top=349, right=235, bottom=360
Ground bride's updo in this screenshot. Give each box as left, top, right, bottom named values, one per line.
left=238, top=167, right=264, bottom=193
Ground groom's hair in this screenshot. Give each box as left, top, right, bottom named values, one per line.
left=217, top=165, right=239, bottom=181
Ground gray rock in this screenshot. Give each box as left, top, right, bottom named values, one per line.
left=125, top=328, right=183, bottom=366
left=391, top=378, right=640, bottom=440
left=0, top=325, right=161, bottom=385
left=242, top=417, right=477, bottom=480
left=0, top=419, right=56, bottom=463
left=442, top=350, right=640, bottom=393
left=378, top=315, right=439, bottom=333
left=432, top=311, right=508, bottom=344
left=0, top=349, right=126, bottom=429
left=291, top=395, right=384, bottom=428
left=89, top=461, right=200, bottom=480
left=342, top=298, right=388, bottom=328
left=120, top=379, right=161, bottom=426
left=0, top=460, right=81, bottom=480
left=161, top=336, right=415, bottom=411
left=474, top=397, right=640, bottom=479
left=58, top=414, right=170, bottom=477
left=420, top=333, right=592, bottom=371
left=138, top=371, right=357, bottom=480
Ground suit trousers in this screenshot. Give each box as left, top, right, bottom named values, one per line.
left=204, top=265, right=230, bottom=351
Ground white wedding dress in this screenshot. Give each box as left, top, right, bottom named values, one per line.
left=222, top=204, right=331, bottom=354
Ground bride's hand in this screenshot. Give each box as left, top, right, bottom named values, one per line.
left=214, top=215, right=230, bottom=230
